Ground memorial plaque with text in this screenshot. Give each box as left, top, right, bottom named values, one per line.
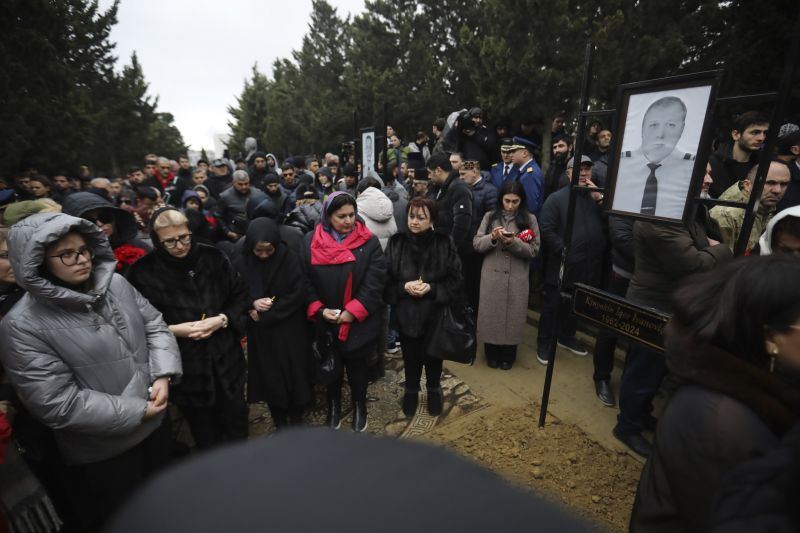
left=572, top=283, right=670, bottom=352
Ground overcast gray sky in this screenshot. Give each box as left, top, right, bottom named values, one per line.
left=99, top=0, right=365, bottom=152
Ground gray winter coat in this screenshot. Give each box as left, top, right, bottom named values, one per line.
left=473, top=212, right=540, bottom=345
left=0, top=213, right=182, bottom=464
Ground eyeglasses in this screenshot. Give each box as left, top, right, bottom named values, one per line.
left=86, top=211, right=115, bottom=225
left=49, top=245, right=95, bottom=266
left=161, top=233, right=192, bottom=249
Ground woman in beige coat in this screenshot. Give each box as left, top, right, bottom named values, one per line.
left=473, top=181, right=540, bottom=369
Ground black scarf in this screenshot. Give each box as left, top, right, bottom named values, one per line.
left=234, top=218, right=288, bottom=301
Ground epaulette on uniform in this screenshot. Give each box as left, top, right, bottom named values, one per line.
left=623, top=151, right=632, bottom=158
left=683, top=153, right=695, bottom=160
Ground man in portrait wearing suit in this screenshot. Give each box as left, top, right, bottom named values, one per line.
left=612, top=96, right=696, bottom=219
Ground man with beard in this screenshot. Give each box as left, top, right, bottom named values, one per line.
left=262, top=174, right=288, bottom=216
left=543, top=132, right=572, bottom=199
left=248, top=151, right=272, bottom=192
left=51, top=172, right=73, bottom=202
left=206, top=159, right=233, bottom=200
left=709, top=111, right=769, bottom=198
left=280, top=163, right=301, bottom=213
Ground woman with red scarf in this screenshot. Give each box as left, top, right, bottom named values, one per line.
left=300, top=192, right=387, bottom=432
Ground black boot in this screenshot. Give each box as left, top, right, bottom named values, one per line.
left=352, top=401, right=368, bottom=433
left=325, top=399, right=342, bottom=430
left=426, top=387, right=443, bottom=416
left=401, top=389, right=419, bottom=417
left=288, top=406, right=305, bottom=427
left=268, top=405, right=288, bottom=429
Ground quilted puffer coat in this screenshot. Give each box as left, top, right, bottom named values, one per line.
left=0, top=213, right=182, bottom=464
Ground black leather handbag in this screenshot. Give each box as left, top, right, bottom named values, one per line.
left=426, top=304, right=477, bottom=364
left=312, top=327, right=343, bottom=385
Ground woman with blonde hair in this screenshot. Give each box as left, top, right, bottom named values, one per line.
left=128, top=207, right=249, bottom=450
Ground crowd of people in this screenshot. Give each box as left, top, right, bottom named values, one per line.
left=0, top=107, right=799, bottom=531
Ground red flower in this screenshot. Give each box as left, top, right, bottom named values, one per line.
left=114, top=244, right=147, bottom=271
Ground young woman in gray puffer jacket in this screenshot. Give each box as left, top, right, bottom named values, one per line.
left=0, top=212, right=182, bottom=530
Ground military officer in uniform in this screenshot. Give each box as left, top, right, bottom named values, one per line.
left=509, top=136, right=545, bottom=219
left=612, top=96, right=696, bottom=220
left=490, top=137, right=520, bottom=190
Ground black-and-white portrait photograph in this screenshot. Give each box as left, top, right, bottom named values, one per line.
left=608, top=79, right=715, bottom=222
left=361, top=128, right=375, bottom=177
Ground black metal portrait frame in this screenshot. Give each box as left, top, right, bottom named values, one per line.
left=360, top=127, right=376, bottom=179
left=604, top=70, right=723, bottom=226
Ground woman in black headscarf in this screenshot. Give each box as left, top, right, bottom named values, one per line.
left=233, top=218, right=313, bottom=428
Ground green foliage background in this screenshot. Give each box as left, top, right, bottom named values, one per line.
left=2, top=0, right=795, bottom=176
left=227, top=0, right=797, bottom=158
left=1, top=0, right=187, bottom=177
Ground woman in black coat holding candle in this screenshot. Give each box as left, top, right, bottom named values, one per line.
left=234, top=218, right=313, bottom=428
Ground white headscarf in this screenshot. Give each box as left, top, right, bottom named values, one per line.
left=758, top=205, right=800, bottom=254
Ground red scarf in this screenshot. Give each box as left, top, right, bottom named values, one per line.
left=309, top=221, right=373, bottom=341
left=310, top=221, right=373, bottom=265
left=155, top=172, right=174, bottom=191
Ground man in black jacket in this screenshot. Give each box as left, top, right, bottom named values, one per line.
left=206, top=159, right=233, bottom=199
left=537, top=156, right=606, bottom=364
left=215, top=170, right=263, bottom=243
left=614, top=190, right=731, bottom=458
left=444, top=108, right=495, bottom=171
left=426, top=153, right=473, bottom=257
left=708, top=111, right=769, bottom=198
left=459, top=160, right=497, bottom=311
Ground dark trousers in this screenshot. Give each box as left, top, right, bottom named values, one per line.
left=67, top=416, right=172, bottom=531
left=367, top=306, right=388, bottom=382
left=180, top=378, right=249, bottom=450
left=462, top=253, right=483, bottom=313
left=327, top=345, right=370, bottom=404
left=484, top=343, right=518, bottom=363
left=268, top=404, right=305, bottom=428
left=591, top=271, right=631, bottom=382
left=537, top=283, right=577, bottom=350
left=400, top=334, right=443, bottom=391
left=615, top=344, right=667, bottom=434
